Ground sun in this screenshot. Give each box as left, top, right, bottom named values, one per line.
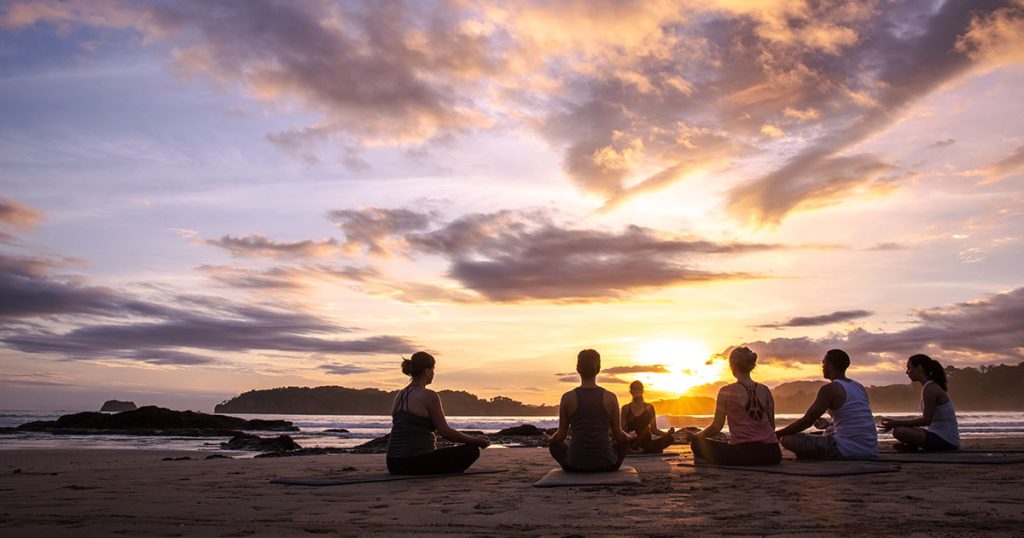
left=629, top=338, right=726, bottom=396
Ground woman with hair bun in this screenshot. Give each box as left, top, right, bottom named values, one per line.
left=880, top=354, right=960, bottom=452
left=683, top=346, right=782, bottom=465
left=547, top=349, right=636, bottom=472
left=386, top=351, right=490, bottom=475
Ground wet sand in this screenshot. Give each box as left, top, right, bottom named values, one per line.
left=2, top=438, right=1023, bottom=537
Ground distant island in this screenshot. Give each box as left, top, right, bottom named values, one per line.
left=215, top=386, right=558, bottom=416
left=100, top=400, right=138, bottom=412
left=216, top=362, right=1024, bottom=415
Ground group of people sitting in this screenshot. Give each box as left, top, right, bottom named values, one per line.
left=385, top=347, right=960, bottom=475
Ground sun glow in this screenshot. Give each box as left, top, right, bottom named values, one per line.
left=630, top=339, right=726, bottom=396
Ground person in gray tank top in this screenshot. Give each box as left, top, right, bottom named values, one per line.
left=775, top=349, right=879, bottom=460
left=880, top=354, right=960, bottom=452
left=386, top=351, right=491, bottom=475
left=547, top=349, right=635, bottom=472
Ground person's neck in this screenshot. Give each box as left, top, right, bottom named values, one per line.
left=631, top=396, right=644, bottom=404
left=735, top=373, right=753, bottom=385
left=828, top=374, right=850, bottom=382
left=409, top=379, right=428, bottom=388
left=580, top=377, right=598, bottom=388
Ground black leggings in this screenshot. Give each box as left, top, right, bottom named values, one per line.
left=549, top=440, right=630, bottom=473
left=632, top=429, right=674, bottom=453
left=386, top=444, right=480, bottom=475
left=690, top=439, right=782, bottom=466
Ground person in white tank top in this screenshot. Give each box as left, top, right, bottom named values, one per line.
left=775, top=349, right=879, bottom=460
left=880, top=354, right=960, bottom=451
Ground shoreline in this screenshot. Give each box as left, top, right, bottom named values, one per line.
left=2, top=439, right=1024, bottom=536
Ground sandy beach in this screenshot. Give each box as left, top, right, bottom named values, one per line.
left=2, top=438, right=1023, bottom=537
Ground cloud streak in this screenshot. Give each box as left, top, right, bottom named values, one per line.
left=758, top=309, right=874, bottom=328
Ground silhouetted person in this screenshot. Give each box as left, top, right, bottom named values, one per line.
left=621, top=380, right=675, bottom=453
left=775, top=349, right=879, bottom=460
left=683, top=347, right=782, bottom=465
left=547, top=349, right=635, bottom=472
left=880, top=354, right=959, bottom=451
left=386, top=351, right=490, bottom=475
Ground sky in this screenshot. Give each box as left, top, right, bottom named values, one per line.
left=1, top=0, right=1023, bottom=411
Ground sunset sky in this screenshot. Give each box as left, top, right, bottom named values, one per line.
left=2, top=0, right=1023, bottom=411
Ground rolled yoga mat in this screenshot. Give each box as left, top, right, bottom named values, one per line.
left=272, top=468, right=507, bottom=486
left=677, top=459, right=900, bottom=476
left=533, top=466, right=640, bottom=487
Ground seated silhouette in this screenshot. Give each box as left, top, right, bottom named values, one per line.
left=547, top=349, right=635, bottom=472
left=621, top=380, right=675, bottom=453
left=684, top=347, right=781, bottom=465
left=880, top=354, right=959, bottom=452
left=775, top=349, right=879, bottom=460
left=386, top=351, right=490, bottom=475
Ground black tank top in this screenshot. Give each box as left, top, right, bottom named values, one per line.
left=386, top=386, right=436, bottom=458
left=565, top=387, right=617, bottom=470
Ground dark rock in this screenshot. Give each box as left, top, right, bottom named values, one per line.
left=15, top=406, right=297, bottom=436
left=495, top=424, right=543, bottom=436
left=162, top=456, right=192, bottom=461
left=0, top=427, right=17, bottom=434
left=205, top=454, right=233, bottom=460
left=323, top=428, right=350, bottom=434
left=254, top=447, right=349, bottom=458
left=346, top=434, right=390, bottom=454
left=221, top=433, right=300, bottom=452
left=100, top=400, right=137, bottom=412
left=12, top=469, right=21, bottom=474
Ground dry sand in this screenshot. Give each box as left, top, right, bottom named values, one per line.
left=2, top=438, right=1023, bottom=537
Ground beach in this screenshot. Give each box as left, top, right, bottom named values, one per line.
left=3, top=439, right=1023, bottom=537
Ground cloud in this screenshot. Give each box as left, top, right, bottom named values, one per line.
left=961, top=145, right=1024, bottom=184
left=198, top=264, right=377, bottom=290
left=603, top=364, right=670, bottom=374
left=929, top=138, right=957, bottom=149
left=328, top=207, right=434, bottom=256
left=758, top=309, right=874, bottom=328
left=333, top=207, right=797, bottom=302
left=863, top=242, right=908, bottom=251
left=0, top=197, right=44, bottom=229
left=205, top=234, right=343, bottom=258
left=318, top=363, right=377, bottom=376
left=733, top=286, right=1024, bottom=367
left=0, top=253, right=415, bottom=365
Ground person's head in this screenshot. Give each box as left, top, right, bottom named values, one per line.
left=822, top=349, right=850, bottom=379
left=729, top=346, right=758, bottom=378
left=401, top=351, right=435, bottom=384
left=907, top=353, right=948, bottom=391
left=576, top=348, right=601, bottom=379
left=629, top=380, right=644, bottom=400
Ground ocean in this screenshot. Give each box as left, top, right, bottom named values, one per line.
left=2, top=410, right=1023, bottom=455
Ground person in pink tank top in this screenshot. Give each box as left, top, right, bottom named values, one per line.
left=683, top=347, right=782, bottom=465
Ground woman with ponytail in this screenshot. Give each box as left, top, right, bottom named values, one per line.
left=386, top=351, right=490, bottom=475
left=880, top=354, right=960, bottom=452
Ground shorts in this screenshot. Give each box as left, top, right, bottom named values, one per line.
left=779, top=432, right=845, bottom=460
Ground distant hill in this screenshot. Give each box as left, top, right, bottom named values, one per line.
left=214, top=386, right=558, bottom=416
left=216, top=362, right=1024, bottom=415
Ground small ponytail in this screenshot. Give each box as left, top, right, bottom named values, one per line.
left=909, top=354, right=947, bottom=391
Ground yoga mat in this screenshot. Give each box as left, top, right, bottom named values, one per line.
left=533, top=466, right=640, bottom=487
left=677, top=460, right=900, bottom=477
left=876, top=452, right=1024, bottom=465
left=625, top=451, right=677, bottom=458
left=271, top=467, right=507, bottom=486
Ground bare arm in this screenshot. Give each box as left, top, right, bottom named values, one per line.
left=648, top=404, right=668, bottom=436
left=427, top=392, right=489, bottom=447
left=881, top=385, right=941, bottom=429
left=776, top=384, right=835, bottom=437
left=620, top=405, right=630, bottom=433
left=606, top=392, right=634, bottom=443
left=548, top=392, right=572, bottom=445
left=691, top=388, right=728, bottom=440
left=767, top=389, right=776, bottom=429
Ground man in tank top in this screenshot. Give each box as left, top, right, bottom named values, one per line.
left=775, top=349, right=879, bottom=460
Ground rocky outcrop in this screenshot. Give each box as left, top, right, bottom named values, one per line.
left=14, top=406, right=297, bottom=436
left=220, top=433, right=300, bottom=452
left=495, top=424, right=544, bottom=436
left=100, top=400, right=137, bottom=412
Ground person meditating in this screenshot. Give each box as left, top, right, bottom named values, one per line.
left=621, top=380, right=675, bottom=453
left=775, top=349, right=879, bottom=460
left=880, top=354, right=960, bottom=452
left=682, top=347, right=781, bottom=465
left=547, top=349, right=635, bottom=472
left=386, top=351, right=490, bottom=475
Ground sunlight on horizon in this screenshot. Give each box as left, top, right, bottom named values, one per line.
left=630, top=339, right=727, bottom=397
